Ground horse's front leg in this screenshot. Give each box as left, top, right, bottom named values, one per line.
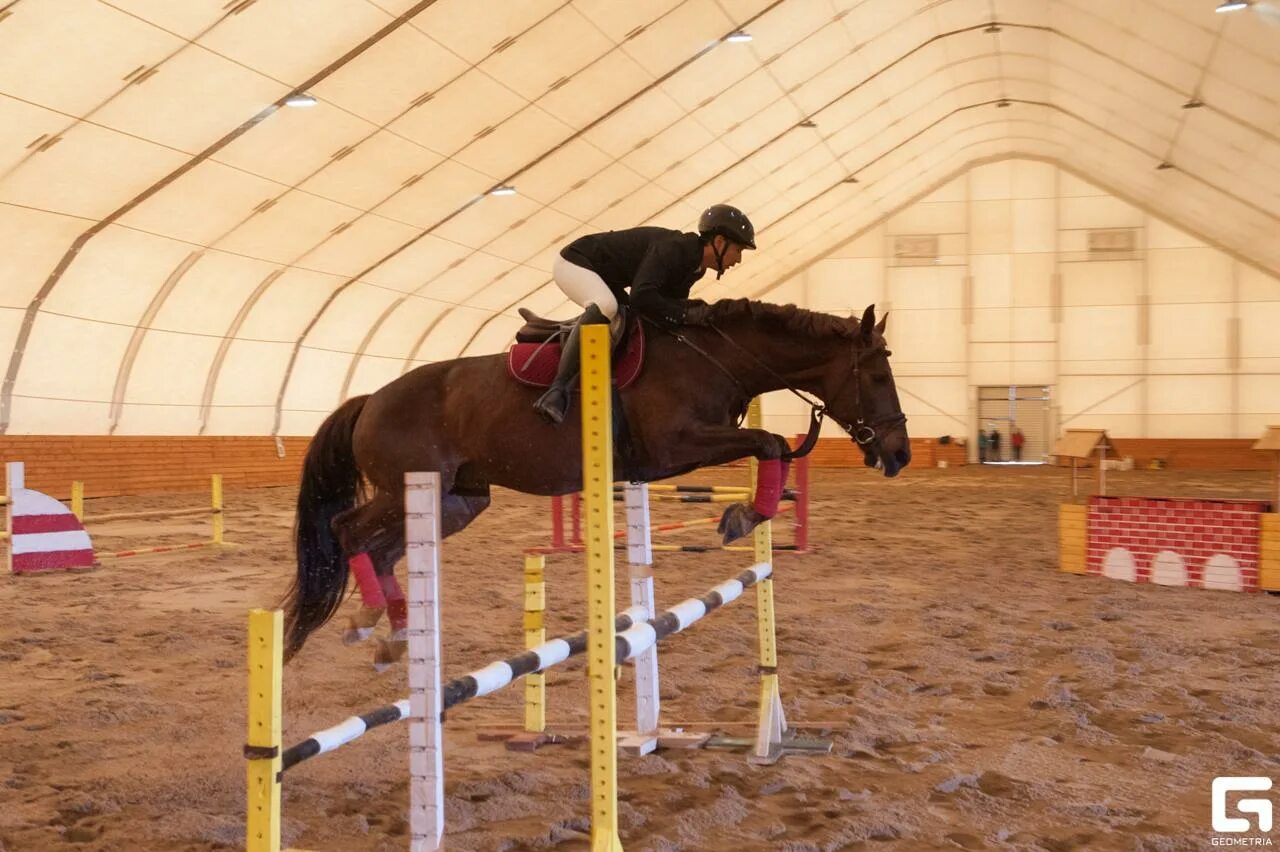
left=665, top=425, right=792, bottom=544
left=371, top=489, right=492, bottom=672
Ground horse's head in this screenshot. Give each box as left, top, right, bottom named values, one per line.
left=823, top=305, right=911, bottom=477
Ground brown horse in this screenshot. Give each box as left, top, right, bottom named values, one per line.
left=282, top=300, right=910, bottom=664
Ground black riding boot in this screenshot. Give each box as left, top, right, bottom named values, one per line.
left=533, top=304, right=609, bottom=424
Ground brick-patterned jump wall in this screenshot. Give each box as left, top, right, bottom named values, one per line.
left=0, top=437, right=311, bottom=500
left=1086, top=495, right=1269, bottom=592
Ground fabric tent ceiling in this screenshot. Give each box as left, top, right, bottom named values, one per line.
left=0, top=0, right=1276, bottom=435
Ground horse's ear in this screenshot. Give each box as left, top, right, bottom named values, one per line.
left=859, top=304, right=876, bottom=337
left=875, top=312, right=888, bottom=335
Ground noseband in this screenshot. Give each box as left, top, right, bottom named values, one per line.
left=821, top=341, right=908, bottom=453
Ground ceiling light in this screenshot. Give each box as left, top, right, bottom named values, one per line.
left=284, top=93, right=317, bottom=108
left=984, top=24, right=1002, bottom=33
left=489, top=185, right=517, bottom=196
left=1215, top=1, right=1249, bottom=11
left=996, top=98, right=1011, bottom=108
left=1182, top=98, right=1204, bottom=109
left=842, top=176, right=860, bottom=184
left=725, top=30, right=753, bottom=43
left=1156, top=161, right=1175, bottom=170
left=798, top=119, right=817, bottom=128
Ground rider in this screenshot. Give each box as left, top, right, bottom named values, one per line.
left=532, top=203, right=756, bottom=423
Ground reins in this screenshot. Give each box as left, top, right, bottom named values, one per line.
left=647, top=315, right=907, bottom=462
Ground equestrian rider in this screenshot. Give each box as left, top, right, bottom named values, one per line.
left=532, top=203, right=757, bottom=423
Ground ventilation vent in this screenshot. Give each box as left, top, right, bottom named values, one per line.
left=1087, top=228, right=1139, bottom=260
left=892, top=234, right=939, bottom=266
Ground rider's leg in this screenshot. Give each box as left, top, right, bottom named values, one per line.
left=534, top=258, right=617, bottom=423
left=532, top=303, right=611, bottom=423
left=551, top=256, right=619, bottom=319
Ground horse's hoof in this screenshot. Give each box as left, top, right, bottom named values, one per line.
left=342, top=626, right=375, bottom=645
left=373, top=630, right=409, bottom=672
left=343, top=606, right=385, bottom=645
left=718, top=502, right=767, bottom=545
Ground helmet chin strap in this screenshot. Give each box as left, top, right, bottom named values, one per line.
left=712, top=237, right=727, bottom=280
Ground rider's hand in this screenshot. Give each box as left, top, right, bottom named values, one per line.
left=681, top=300, right=712, bottom=326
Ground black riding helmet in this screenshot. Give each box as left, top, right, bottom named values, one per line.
left=698, top=204, right=755, bottom=279
left=698, top=204, right=756, bottom=249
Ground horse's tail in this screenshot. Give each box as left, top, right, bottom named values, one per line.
left=282, top=394, right=369, bottom=661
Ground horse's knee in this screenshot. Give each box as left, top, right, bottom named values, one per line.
left=771, top=433, right=792, bottom=457
left=441, top=491, right=491, bottom=537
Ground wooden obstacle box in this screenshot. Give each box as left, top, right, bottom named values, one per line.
left=2, top=461, right=96, bottom=574
left=71, top=474, right=227, bottom=560
left=1058, top=426, right=1280, bottom=593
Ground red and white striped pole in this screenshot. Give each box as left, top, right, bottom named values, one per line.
left=794, top=455, right=809, bottom=553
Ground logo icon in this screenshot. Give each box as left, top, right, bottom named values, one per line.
left=1213, top=777, right=1274, bottom=834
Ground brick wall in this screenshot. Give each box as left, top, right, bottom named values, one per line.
left=1086, top=495, right=1267, bottom=592
left=0, top=437, right=310, bottom=500
left=0, top=434, right=962, bottom=501
left=804, top=436, right=966, bottom=468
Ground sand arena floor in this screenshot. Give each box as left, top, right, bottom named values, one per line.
left=1, top=464, right=1278, bottom=851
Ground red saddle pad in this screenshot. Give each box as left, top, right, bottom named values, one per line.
left=507, top=322, right=645, bottom=389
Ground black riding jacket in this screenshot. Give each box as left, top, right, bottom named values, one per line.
left=560, top=227, right=705, bottom=326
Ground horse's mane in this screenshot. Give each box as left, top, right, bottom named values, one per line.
left=705, top=298, right=859, bottom=339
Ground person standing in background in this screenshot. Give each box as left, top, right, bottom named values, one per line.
left=978, top=429, right=988, bottom=463
left=1011, top=425, right=1025, bottom=461
left=989, top=427, right=1002, bottom=462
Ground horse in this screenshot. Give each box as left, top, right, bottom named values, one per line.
left=282, top=300, right=910, bottom=665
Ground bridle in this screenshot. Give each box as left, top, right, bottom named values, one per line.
left=653, top=318, right=907, bottom=462
left=818, top=338, right=908, bottom=463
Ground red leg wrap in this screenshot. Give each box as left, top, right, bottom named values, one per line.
left=752, top=458, right=790, bottom=518
left=380, top=574, right=407, bottom=630
left=350, top=553, right=385, bottom=608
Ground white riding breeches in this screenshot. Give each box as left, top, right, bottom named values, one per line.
left=553, top=255, right=619, bottom=319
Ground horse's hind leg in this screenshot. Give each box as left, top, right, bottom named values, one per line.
left=372, top=489, right=491, bottom=671
left=332, top=489, right=406, bottom=646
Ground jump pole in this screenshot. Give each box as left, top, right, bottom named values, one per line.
left=405, top=472, right=444, bottom=852
left=0, top=463, right=10, bottom=572
left=748, top=397, right=785, bottom=764
left=615, top=479, right=719, bottom=754
left=617, top=481, right=661, bottom=755
left=523, top=554, right=548, bottom=737
left=794, top=454, right=810, bottom=553
left=245, top=609, right=282, bottom=852
left=580, top=322, right=623, bottom=851
left=76, top=473, right=226, bottom=559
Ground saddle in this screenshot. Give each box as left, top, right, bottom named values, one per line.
left=507, top=308, right=646, bottom=389
left=514, top=308, right=573, bottom=343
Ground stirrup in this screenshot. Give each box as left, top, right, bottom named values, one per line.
left=534, top=387, right=569, bottom=424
